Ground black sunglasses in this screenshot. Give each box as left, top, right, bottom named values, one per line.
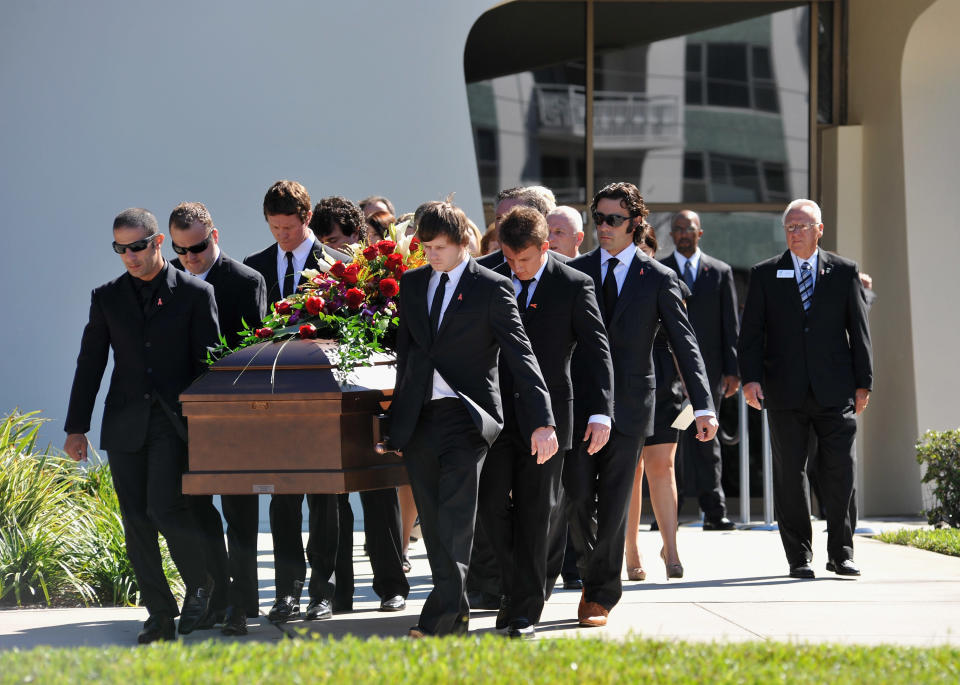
left=592, top=211, right=633, bottom=228
left=171, top=229, right=214, bottom=255
left=112, top=234, right=159, bottom=254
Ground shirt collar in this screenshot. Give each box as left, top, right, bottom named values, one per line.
left=790, top=249, right=819, bottom=272
left=600, top=243, right=638, bottom=266
left=674, top=247, right=701, bottom=272
left=279, top=235, right=315, bottom=261
left=431, top=253, right=471, bottom=288
left=511, top=255, right=549, bottom=284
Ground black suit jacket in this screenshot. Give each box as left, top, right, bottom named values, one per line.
left=389, top=258, right=554, bottom=450
left=569, top=248, right=713, bottom=437
left=173, top=252, right=267, bottom=348
left=660, top=251, right=739, bottom=387
left=64, top=264, right=220, bottom=452
left=243, top=237, right=349, bottom=306
left=494, top=254, right=613, bottom=451
left=738, top=249, right=873, bottom=411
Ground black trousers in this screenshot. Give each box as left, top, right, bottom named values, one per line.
left=478, top=426, right=565, bottom=624
left=107, top=404, right=207, bottom=617
left=767, top=391, right=857, bottom=567
left=269, top=492, right=353, bottom=608
left=681, top=381, right=727, bottom=520
left=404, top=398, right=488, bottom=636
left=190, top=494, right=231, bottom=613
left=360, top=488, right=410, bottom=600
left=465, top=520, right=500, bottom=600
left=807, top=429, right=859, bottom=532
left=221, top=495, right=260, bottom=615
left=562, top=428, right=643, bottom=610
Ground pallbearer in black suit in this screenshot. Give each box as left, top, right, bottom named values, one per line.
left=661, top=210, right=741, bottom=531
left=478, top=207, right=613, bottom=639
left=169, top=202, right=267, bottom=636
left=566, top=183, right=718, bottom=627
left=739, top=199, right=872, bottom=579
left=476, top=186, right=556, bottom=271
left=385, top=200, right=558, bottom=638
left=243, top=181, right=355, bottom=623
left=64, top=208, right=219, bottom=643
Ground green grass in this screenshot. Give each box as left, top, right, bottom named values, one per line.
left=0, top=637, right=957, bottom=684
left=875, top=528, right=960, bottom=557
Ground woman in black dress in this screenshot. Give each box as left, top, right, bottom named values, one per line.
left=624, top=226, right=687, bottom=580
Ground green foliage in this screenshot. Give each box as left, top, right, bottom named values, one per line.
left=1, top=637, right=959, bottom=684
left=875, top=528, right=960, bottom=557
left=916, top=429, right=960, bottom=528
left=0, top=410, right=183, bottom=607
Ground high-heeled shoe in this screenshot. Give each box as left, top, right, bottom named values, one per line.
left=660, top=548, right=684, bottom=579
left=626, top=550, right=646, bottom=581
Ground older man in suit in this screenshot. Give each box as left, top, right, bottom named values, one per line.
left=386, top=200, right=558, bottom=637
left=64, top=208, right=220, bottom=643
left=739, top=199, right=872, bottom=579
left=566, top=182, right=717, bottom=627
left=169, top=202, right=266, bottom=636
left=477, top=186, right=557, bottom=270
left=661, top=210, right=740, bottom=530
left=478, top=206, right=613, bottom=639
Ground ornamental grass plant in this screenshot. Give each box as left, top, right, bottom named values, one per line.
left=0, top=410, right=181, bottom=607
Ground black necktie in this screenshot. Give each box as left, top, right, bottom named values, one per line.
left=282, top=251, right=295, bottom=298
left=517, top=277, right=535, bottom=313
left=430, top=272, right=449, bottom=337
left=602, top=257, right=619, bottom=323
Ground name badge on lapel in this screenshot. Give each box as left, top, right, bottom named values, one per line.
left=776, top=269, right=794, bottom=279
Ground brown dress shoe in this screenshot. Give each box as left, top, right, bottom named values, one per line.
left=577, top=595, right=609, bottom=627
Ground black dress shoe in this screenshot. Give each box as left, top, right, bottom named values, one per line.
left=379, top=595, right=406, bottom=612
left=137, top=614, right=175, bottom=644
left=197, top=607, right=226, bottom=630
left=650, top=520, right=659, bottom=532
left=789, top=564, right=815, bottom=579
left=221, top=606, right=248, bottom=636
left=178, top=576, right=215, bottom=635
left=703, top=517, right=736, bottom=531
left=562, top=579, right=583, bottom=591
left=267, top=596, right=301, bottom=623
left=495, top=595, right=511, bottom=630
left=826, top=559, right=861, bottom=576
left=467, top=590, right=501, bottom=610
left=507, top=618, right=536, bottom=640
left=305, top=598, right=333, bottom=620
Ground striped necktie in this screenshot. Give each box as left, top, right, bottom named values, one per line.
left=799, top=261, right=813, bottom=312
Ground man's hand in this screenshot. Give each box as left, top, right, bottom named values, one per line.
left=694, top=415, right=719, bottom=442
left=722, top=375, right=741, bottom=398
left=531, top=426, right=559, bottom=464
left=743, top=381, right=764, bottom=411
left=855, top=388, right=871, bottom=415
left=64, top=433, right=88, bottom=462
left=582, top=421, right=610, bottom=455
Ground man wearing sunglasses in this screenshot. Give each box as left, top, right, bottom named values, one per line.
left=169, top=202, right=267, bottom=636
left=64, top=208, right=221, bottom=643
left=565, top=182, right=717, bottom=628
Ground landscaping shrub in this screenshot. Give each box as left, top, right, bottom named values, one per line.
left=916, top=429, right=960, bottom=528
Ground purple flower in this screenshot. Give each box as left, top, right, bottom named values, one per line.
left=288, top=310, right=301, bottom=325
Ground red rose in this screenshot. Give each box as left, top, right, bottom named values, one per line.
left=330, top=261, right=346, bottom=278
left=409, top=237, right=420, bottom=252
left=343, top=263, right=361, bottom=285
left=255, top=327, right=274, bottom=339
left=305, top=295, right=325, bottom=315
left=376, top=240, right=396, bottom=256
left=379, top=277, right=400, bottom=298
left=385, top=252, right=403, bottom=272
left=275, top=300, right=292, bottom=315
left=394, top=264, right=408, bottom=276
left=362, top=245, right=379, bottom=261
left=299, top=323, right=317, bottom=339
left=345, top=287, right=365, bottom=309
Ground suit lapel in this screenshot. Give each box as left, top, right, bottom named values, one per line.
left=408, top=268, right=432, bottom=348
left=776, top=250, right=805, bottom=316
left=610, top=250, right=645, bottom=327
left=146, top=264, right=178, bottom=322
left=434, top=260, right=479, bottom=343
left=204, top=253, right=225, bottom=290
left=809, top=248, right=834, bottom=312
left=121, top=273, right=145, bottom=323
left=694, top=254, right=710, bottom=294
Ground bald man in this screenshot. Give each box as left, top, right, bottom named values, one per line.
left=660, top=210, right=740, bottom=531
left=547, top=207, right=584, bottom=259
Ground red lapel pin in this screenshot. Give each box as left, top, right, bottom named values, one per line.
left=529, top=303, right=537, bottom=309
left=157, top=297, right=163, bottom=306
left=457, top=293, right=462, bottom=301
left=639, top=269, right=644, bottom=276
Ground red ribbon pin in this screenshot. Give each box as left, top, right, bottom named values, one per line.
left=157, top=297, right=163, bottom=306
left=457, top=293, right=462, bottom=301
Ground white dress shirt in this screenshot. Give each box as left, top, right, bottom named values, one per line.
left=790, top=249, right=819, bottom=290
left=276, top=236, right=315, bottom=297
left=673, top=248, right=702, bottom=283
left=599, top=243, right=639, bottom=294
left=511, top=257, right=611, bottom=429
left=427, top=254, right=471, bottom=400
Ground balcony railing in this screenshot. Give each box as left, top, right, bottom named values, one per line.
left=535, top=85, right=683, bottom=149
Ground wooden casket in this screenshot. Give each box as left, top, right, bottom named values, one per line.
left=180, top=339, right=404, bottom=495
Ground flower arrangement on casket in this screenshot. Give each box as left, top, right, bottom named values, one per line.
left=209, top=221, right=425, bottom=371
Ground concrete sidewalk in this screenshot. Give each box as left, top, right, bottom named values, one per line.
left=2, top=519, right=958, bottom=649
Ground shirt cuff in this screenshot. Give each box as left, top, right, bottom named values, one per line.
left=693, top=410, right=715, bottom=419
left=586, top=414, right=611, bottom=427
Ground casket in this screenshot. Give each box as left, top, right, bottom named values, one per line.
left=179, top=339, right=404, bottom=495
